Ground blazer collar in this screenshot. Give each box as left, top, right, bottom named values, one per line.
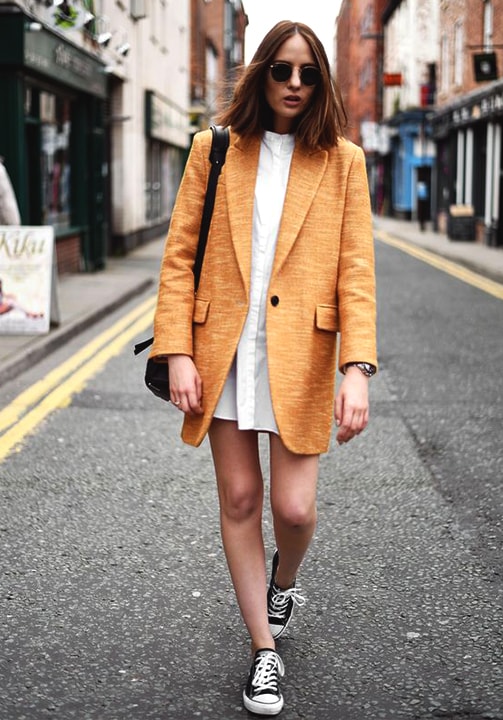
left=225, top=134, right=261, bottom=293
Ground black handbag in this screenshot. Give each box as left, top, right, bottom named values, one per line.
left=134, top=125, right=230, bottom=402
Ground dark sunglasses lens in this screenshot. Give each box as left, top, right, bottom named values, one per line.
left=270, top=63, right=292, bottom=82
left=301, top=67, right=321, bottom=86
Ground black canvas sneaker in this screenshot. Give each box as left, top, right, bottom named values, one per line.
left=267, top=550, right=306, bottom=639
left=243, top=648, right=285, bottom=715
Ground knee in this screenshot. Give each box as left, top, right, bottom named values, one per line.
left=272, top=501, right=316, bottom=532
left=220, top=485, right=262, bottom=523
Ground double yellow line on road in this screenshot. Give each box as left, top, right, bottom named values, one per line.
left=2, top=232, right=502, bottom=464
left=376, top=230, right=503, bottom=301
left=0, top=296, right=156, bottom=463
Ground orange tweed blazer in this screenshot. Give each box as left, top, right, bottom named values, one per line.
left=151, top=128, right=377, bottom=454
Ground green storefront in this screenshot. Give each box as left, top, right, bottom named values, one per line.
left=0, top=4, right=108, bottom=271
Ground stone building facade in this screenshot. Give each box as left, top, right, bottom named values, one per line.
left=0, top=0, right=247, bottom=274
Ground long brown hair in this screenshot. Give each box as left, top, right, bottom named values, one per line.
left=216, top=21, right=347, bottom=149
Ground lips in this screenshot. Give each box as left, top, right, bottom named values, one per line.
left=284, top=95, right=302, bottom=105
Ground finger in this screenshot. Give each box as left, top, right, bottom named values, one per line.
left=334, top=394, right=342, bottom=426
left=186, top=389, right=203, bottom=415
left=337, top=415, right=360, bottom=443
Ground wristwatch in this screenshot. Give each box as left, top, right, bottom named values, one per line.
left=344, top=362, right=376, bottom=378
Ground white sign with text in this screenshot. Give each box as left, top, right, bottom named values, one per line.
left=0, top=226, right=54, bottom=335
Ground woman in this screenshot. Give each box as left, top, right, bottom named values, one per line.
left=0, top=157, right=21, bottom=225
left=151, top=20, right=377, bottom=716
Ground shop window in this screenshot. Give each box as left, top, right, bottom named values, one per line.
left=40, top=92, right=72, bottom=230
left=146, top=141, right=184, bottom=224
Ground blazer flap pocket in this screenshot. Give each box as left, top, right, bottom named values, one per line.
left=316, top=304, right=339, bottom=332
left=193, top=297, right=210, bottom=324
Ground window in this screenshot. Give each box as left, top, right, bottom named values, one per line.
left=206, top=45, right=218, bottom=115
left=441, top=34, right=450, bottom=91
left=359, top=57, right=372, bottom=91
left=146, top=140, right=162, bottom=223
left=484, top=0, right=493, bottom=50
left=130, top=0, right=147, bottom=20
left=40, top=93, right=72, bottom=230
left=360, top=4, right=375, bottom=36
left=145, top=142, right=184, bottom=223
left=454, top=22, right=463, bottom=86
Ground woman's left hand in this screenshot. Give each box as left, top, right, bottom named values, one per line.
left=334, top=366, right=370, bottom=444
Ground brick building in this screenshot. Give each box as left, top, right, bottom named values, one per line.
left=432, top=0, right=503, bottom=246
left=375, top=0, right=439, bottom=222
left=190, top=0, right=247, bottom=130
left=437, top=0, right=503, bottom=105
left=336, top=0, right=386, bottom=147
left=336, top=0, right=386, bottom=213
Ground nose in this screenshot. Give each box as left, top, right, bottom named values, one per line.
left=287, top=68, right=302, bottom=89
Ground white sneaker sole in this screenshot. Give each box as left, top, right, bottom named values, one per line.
left=243, top=690, right=284, bottom=715
left=269, top=616, right=293, bottom=639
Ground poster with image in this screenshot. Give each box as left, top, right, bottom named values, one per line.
left=0, top=226, right=54, bottom=335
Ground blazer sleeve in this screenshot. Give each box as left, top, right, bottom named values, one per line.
left=336, top=145, right=377, bottom=371
left=150, top=130, right=212, bottom=359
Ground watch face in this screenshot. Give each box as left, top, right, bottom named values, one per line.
left=345, top=362, right=376, bottom=377
left=357, top=363, right=376, bottom=377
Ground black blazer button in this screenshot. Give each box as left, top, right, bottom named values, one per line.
left=270, top=295, right=279, bottom=306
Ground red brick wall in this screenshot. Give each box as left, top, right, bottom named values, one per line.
left=336, top=0, right=386, bottom=145
left=437, top=0, right=503, bottom=105
left=55, top=236, right=81, bottom=275
left=190, top=0, right=247, bottom=116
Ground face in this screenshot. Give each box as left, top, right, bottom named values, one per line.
left=264, top=33, right=318, bottom=134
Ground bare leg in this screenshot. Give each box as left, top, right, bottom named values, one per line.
left=269, top=434, right=319, bottom=589
left=209, top=419, right=275, bottom=652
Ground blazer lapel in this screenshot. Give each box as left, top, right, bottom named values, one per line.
left=272, top=146, right=328, bottom=277
left=225, top=135, right=261, bottom=293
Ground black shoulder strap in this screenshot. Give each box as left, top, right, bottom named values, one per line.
left=193, top=125, right=230, bottom=291
left=134, top=125, right=229, bottom=356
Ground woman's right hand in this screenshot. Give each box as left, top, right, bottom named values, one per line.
left=167, top=354, right=203, bottom=415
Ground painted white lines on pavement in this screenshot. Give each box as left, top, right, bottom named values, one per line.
left=375, top=230, right=503, bottom=302
left=0, top=296, right=156, bottom=463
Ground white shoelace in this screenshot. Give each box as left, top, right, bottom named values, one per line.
left=269, top=586, right=306, bottom=619
left=252, top=652, right=284, bottom=693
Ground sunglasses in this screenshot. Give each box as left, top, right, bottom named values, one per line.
left=269, top=62, right=321, bottom=87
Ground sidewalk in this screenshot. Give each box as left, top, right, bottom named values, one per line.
left=1, top=219, right=502, bottom=389
left=374, top=215, right=503, bottom=283
left=0, top=235, right=165, bottom=388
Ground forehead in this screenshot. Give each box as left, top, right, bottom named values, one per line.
left=273, top=33, right=316, bottom=65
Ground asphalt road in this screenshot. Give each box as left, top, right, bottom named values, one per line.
left=0, top=238, right=502, bottom=720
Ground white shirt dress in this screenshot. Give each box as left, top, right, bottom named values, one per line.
left=214, top=131, right=295, bottom=433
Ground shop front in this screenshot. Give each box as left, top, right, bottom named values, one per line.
left=432, top=79, right=503, bottom=247
left=378, top=109, right=435, bottom=224
left=0, top=4, right=108, bottom=272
